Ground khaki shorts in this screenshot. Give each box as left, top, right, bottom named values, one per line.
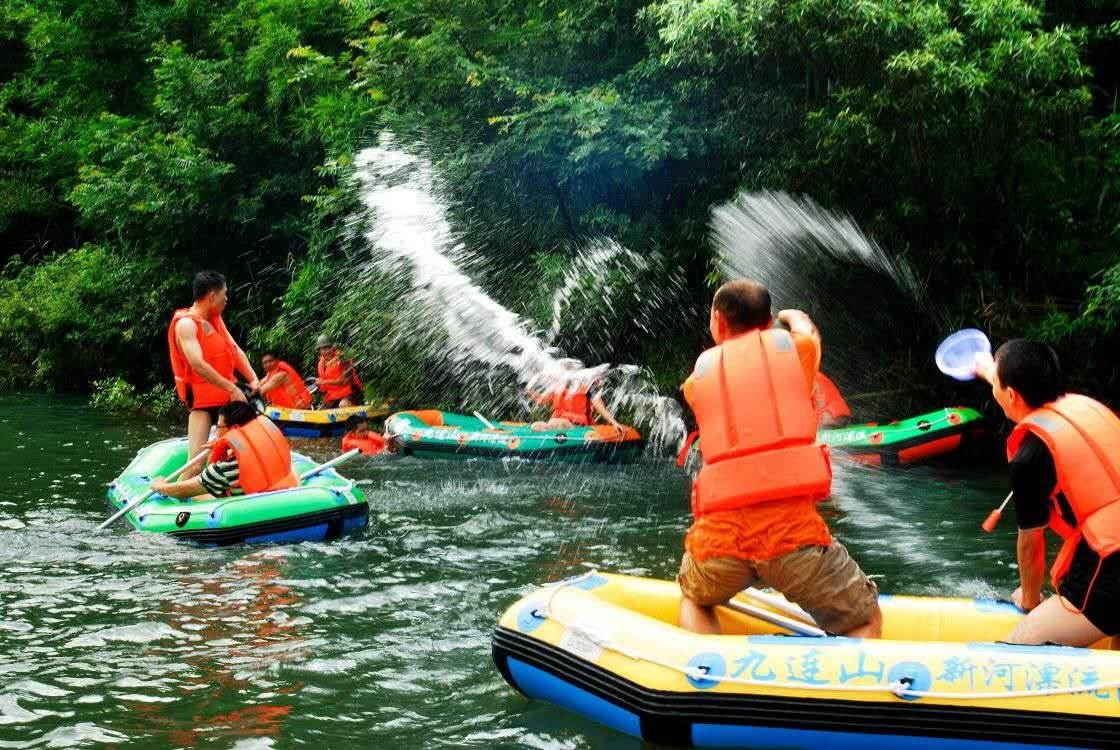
left=678, top=540, right=879, bottom=635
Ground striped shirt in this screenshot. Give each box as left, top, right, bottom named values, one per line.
left=199, top=458, right=243, bottom=496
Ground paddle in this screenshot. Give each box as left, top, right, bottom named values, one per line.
left=981, top=491, right=1014, bottom=533
left=722, top=597, right=826, bottom=637
left=99, top=449, right=209, bottom=530
left=473, top=411, right=499, bottom=430
left=935, top=328, right=991, bottom=381
left=300, top=448, right=361, bottom=480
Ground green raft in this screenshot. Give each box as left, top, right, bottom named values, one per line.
left=820, top=406, right=985, bottom=465
left=385, top=410, right=642, bottom=463
left=106, top=438, right=368, bottom=546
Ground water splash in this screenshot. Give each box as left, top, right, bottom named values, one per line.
left=348, top=133, right=685, bottom=453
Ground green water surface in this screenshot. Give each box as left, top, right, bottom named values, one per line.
left=0, top=393, right=1019, bottom=748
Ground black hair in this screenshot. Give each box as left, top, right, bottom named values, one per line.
left=994, top=339, right=1065, bottom=408
left=345, top=414, right=369, bottom=431
left=217, top=401, right=258, bottom=428
left=713, top=280, right=772, bottom=332
left=193, top=270, right=227, bottom=301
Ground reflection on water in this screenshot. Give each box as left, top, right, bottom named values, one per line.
left=0, top=394, right=1016, bottom=747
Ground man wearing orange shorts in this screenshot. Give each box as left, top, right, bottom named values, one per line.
left=677, top=280, right=881, bottom=636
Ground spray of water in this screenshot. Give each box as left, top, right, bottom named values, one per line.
left=348, top=133, right=686, bottom=453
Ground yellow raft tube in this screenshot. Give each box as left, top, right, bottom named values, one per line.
left=493, top=572, right=1120, bottom=749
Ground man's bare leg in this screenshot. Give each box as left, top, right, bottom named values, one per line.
left=184, top=409, right=213, bottom=479
left=679, top=596, right=722, bottom=635
left=844, top=601, right=883, bottom=638
left=1005, top=595, right=1106, bottom=646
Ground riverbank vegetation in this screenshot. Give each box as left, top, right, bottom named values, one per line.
left=1, top=0, right=1117, bottom=401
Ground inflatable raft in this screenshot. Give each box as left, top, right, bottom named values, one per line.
left=385, top=410, right=642, bottom=463
left=821, top=406, right=985, bottom=465
left=106, top=438, right=368, bottom=545
left=264, top=403, right=389, bottom=438
left=494, top=572, right=1120, bottom=749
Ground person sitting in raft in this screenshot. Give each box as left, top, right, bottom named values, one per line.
left=974, top=339, right=1120, bottom=646
left=169, top=270, right=261, bottom=479
left=258, top=352, right=313, bottom=410
left=315, top=335, right=364, bottom=409
left=150, top=402, right=299, bottom=500
left=341, top=415, right=387, bottom=456
left=529, top=362, right=624, bottom=433
left=677, top=280, right=882, bottom=637
left=813, top=371, right=852, bottom=427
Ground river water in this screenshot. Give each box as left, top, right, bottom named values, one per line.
left=0, top=393, right=1019, bottom=748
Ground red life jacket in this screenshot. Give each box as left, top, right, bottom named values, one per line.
left=168, top=308, right=237, bottom=409
left=342, top=431, right=387, bottom=456
left=265, top=361, right=312, bottom=409
left=1006, top=394, right=1120, bottom=587
left=550, top=384, right=593, bottom=426
left=318, top=352, right=362, bottom=402
left=813, top=372, right=851, bottom=426
left=683, top=329, right=832, bottom=517
left=208, top=416, right=298, bottom=495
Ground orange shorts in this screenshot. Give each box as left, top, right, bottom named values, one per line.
left=678, top=540, right=879, bottom=634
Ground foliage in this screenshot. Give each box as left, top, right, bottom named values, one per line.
left=89, top=377, right=181, bottom=419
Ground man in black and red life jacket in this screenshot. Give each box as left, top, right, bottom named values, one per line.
left=975, top=339, right=1120, bottom=646
left=150, top=402, right=298, bottom=500
left=168, top=271, right=260, bottom=478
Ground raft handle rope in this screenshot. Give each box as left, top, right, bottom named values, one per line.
left=532, top=572, right=1120, bottom=701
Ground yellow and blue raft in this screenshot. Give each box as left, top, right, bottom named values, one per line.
left=493, top=572, right=1120, bottom=749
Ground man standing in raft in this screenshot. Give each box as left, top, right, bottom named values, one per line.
left=315, top=335, right=364, bottom=408
left=677, top=280, right=882, bottom=637
left=975, top=340, right=1120, bottom=646
left=258, top=352, right=313, bottom=410
left=169, top=271, right=260, bottom=478
left=150, top=402, right=299, bottom=499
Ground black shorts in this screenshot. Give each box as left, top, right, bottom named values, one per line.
left=1058, top=540, right=1120, bottom=635
left=190, top=405, right=221, bottom=421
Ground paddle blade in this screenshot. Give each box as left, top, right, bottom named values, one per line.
left=936, top=328, right=991, bottom=381
left=981, top=509, right=1002, bottom=533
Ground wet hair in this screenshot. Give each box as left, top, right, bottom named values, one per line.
left=193, top=270, right=227, bottom=301
left=345, top=414, right=368, bottom=431
left=713, top=280, right=772, bottom=332
left=217, top=400, right=258, bottom=428
left=995, top=339, right=1065, bottom=408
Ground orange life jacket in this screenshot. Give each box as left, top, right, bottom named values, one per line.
left=265, top=361, right=312, bottom=409
left=683, top=329, right=832, bottom=517
left=208, top=416, right=298, bottom=496
left=550, top=384, right=593, bottom=426
left=342, top=431, right=387, bottom=456
left=1005, top=394, right=1120, bottom=587
left=168, top=308, right=237, bottom=409
left=317, top=353, right=363, bottom=402
left=813, top=372, right=851, bottom=426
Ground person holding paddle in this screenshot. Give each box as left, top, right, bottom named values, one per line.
left=973, top=339, right=1120, bottom=646
left=150, top=402, right=299, bottom=500
left=676, top=280, right=882, bottom=637
left=168, top=271, right=260, bottom=478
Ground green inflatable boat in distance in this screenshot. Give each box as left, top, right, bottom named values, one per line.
left=821, top=406, right=986, bottom=466
left=385, top=410, right=643, bottom=463
left=106, top=438, right=368, bottom=546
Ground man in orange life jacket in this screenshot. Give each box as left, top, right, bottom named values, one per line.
left=530, top=360, right=624, bottom=433
left=169, top=271, right=260, bottom=478
left=813, top=372, right=852, bottom=427
left=677, top=280, right=882, bottom=637
left=315, top=335, right=364, bottom=408
left=150, top=402, right=298, bottom=500
left=258, top=353, right=313, bottom=410
left=974, top=339, right=1120, bottom=645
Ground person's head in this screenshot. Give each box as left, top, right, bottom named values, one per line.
left=193, top=271, right=228, bottom=313
left=261, top=353, right=279, bottom=373
left=345, top=415, right=369, bottom=435
left=710, top=280, right=772, bottom=343
left=216, top=401, right=258, bottom=433
left=316, top=334, right=336, bottom=357
left=991, top=339, right=1065, bottom=422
